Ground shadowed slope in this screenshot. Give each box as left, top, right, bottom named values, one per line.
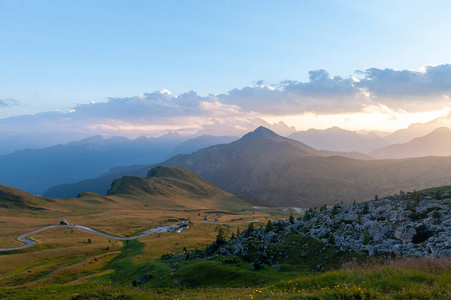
left=0, top=185, right=55, bottom=209
left=107, top=166, right=228, bottom=202
left=43, top=127, right=451, bottom=207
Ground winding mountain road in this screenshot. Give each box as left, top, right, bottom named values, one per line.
left=0, top=220, right=262, bottom=252
left=0, top=224, right=171, bottom=252
left=191, top=220, right=261, bottom=225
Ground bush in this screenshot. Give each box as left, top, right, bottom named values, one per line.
left=265, top=220, right=273, bottom=233
left=362, top=230, right=370, bottom=245
left=362, top=203, right=369, bottom=214
left=412, top=225, right=434, bottom=244
left=327, top=233, right=335, bottom=245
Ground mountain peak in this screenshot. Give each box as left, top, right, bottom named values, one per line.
left=242, top=126, right=279, bottom=139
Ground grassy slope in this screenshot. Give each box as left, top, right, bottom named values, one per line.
left=0, top=258, right=450, bottom=299
left=2, top=167, right=450, bottom=298
left=0, top=167, right=279, bottom=288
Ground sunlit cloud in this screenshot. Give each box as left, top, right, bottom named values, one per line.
left=2, top=64, right=451, bottom=146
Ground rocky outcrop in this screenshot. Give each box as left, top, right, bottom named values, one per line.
left=219, top=191, right=451, bottom=259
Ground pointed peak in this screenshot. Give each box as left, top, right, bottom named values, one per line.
left=243, top=126, right=279, bottom=139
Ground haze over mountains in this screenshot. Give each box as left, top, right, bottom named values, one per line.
left=288, top=127, right=390, bottom=153
left=4, top=114, right=451, bottom=200
left=288, top=115, right=451, bottom=154
left=43, top=126, right=451, bottom=207
left=0, top=134, right=236, bottom=195
left=0, top=166, right=235, bottom=217
left=370, top=127, right=451, bottom=159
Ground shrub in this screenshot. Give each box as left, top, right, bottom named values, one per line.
left=412, top=225, right=434, bottom=244
left=265, top=220, right=273, bottom=233
left=362, top=230, right=370, bottom=245
left=327, top=233, right=335, bottom=245
left=362, top=203, right=369, bottom=214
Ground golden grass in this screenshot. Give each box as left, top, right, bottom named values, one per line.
left=0, top=179, right=295, bottom=288
left=0, top=228, right=122, bottom=287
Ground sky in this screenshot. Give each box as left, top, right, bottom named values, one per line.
left=1, top=0, right=451, bottom=146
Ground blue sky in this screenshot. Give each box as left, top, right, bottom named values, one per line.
left=1, top=0, right=451, bottom=142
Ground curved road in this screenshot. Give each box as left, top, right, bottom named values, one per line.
left=0, top=220, right=262, bottom=252
left=0, top=224, right=172, bottom=252
left=191, top=220, right=261, bottom=225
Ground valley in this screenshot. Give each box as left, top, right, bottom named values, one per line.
left=1, top=165, right=451, bottom=298
left=3, top=4, right=451, bottom=298
left=2, top=127, right=451, bottom=299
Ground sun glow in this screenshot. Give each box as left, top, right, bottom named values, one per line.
left=262, top=107, right=451, bottom=133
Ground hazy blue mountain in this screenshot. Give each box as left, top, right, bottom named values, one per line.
left=288, top=126, right=390, bottom=153
left=170, top=135, right=239, bottom=156
left=0, top=133, right=186, bottom=195
left=370, top=127, right=451, bottom=159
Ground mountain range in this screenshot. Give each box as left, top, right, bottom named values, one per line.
left=370, top=127, right=451, bottom=159
left=288, top=126, right=390, bottom=153
left=0, top=134, right=237, bottom=195
left=43, top=127, right=451, bottom=207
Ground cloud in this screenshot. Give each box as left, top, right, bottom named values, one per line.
left=2, top=63, right=451, bottom=148
left=68, top=89, right=232, bottom=123
left=356, top=64, right=451, bottom=98
left=217, top=70, right=365, bottom=114
left=0, top=98, right=19, bottom=107
left=217, top=64, right=451, bottom=115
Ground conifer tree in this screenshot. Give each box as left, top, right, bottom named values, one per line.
left=265, top=220, right=273, bottom=233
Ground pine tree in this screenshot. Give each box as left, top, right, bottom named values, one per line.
left=265, top=220, right=273, bottom=233
left=216, top=227, right=227, bottom=245
left=246, top=222, right=255, bottom=237
left=363, top=203, right=369, bottom=214
left=331, top=204, right=339, bottom=216
left=357, top=212, right=362, bottom=224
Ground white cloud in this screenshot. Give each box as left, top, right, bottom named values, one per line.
left=2, top=64, right=451, bottom=147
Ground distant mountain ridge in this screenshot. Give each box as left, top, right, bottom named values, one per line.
left=0, top=133, right=243, bottom=195
left=383, top=115, right=451, bottom=144
left=169, top=135, right=239, bottom=156
left=370, top=127, right=451, bottom=159
left=0, top=133, right=186, bottom=195
left=43, top=127, right=451, bottom=207
left=288, top=126, right=390, bottom=153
